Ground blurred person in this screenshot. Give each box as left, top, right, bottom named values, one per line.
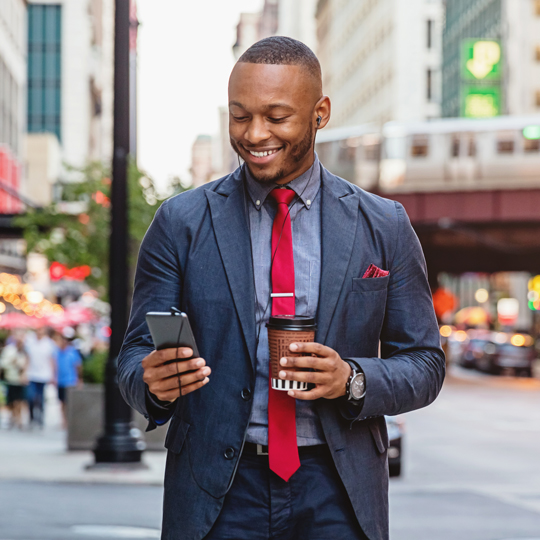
left=119, top=37, right=444, bottom=540
left=25, top=327, right=56, bottom=428
left=53, top=329, right=82, bottom=428
left=0, top=333, right=29, bottom=429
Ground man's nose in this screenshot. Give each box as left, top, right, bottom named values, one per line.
left=244, top=117, right=270, bottom=145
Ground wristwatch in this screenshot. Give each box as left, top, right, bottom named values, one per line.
left=345, top=362, right=366, bottom=401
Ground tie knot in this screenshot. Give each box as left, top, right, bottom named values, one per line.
left=270, top=188, right=295, bottom=206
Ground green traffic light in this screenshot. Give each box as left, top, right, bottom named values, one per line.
left=523, top=126, right=540, bottom=140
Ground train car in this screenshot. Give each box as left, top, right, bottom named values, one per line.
left=379, top=115, right=540, bottom=194
left=316, top=115, right=540, bottom=195
left=315, top=124, right=381, bottom=191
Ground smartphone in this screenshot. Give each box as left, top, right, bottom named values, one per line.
left=146, top=310, right=199, bottom=358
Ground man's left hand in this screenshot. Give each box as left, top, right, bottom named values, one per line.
left=278, top=342, right=351, bottom=400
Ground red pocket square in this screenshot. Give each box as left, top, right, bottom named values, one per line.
left=362, top=264, right=390, bottom=279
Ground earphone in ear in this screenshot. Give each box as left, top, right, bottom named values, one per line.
left=316, top=115, right=322, bottom=127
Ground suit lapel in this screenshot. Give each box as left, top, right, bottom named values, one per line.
left=317, top=168, right=360, bottom=344
left=206, top=172, right=256, bottom=369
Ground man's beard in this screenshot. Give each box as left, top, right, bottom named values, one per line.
left=230, top=120, right=314, bottom=185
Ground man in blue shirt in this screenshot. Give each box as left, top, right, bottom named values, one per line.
left=53, top=330, right=82, bottom=428
left=119, top=36, right=444, bottom=540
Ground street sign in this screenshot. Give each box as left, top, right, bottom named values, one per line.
left=462, top=39, right=502, bottom=81
left=462, top=86, right=501, bottom=118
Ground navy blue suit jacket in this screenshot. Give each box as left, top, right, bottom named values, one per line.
left=118, top=165, right=445, bottom=540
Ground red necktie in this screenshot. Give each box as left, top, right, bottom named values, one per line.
left=268, top=188, right=300, bottom=482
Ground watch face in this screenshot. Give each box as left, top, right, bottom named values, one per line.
left=351, top=374, right=365, bottom=399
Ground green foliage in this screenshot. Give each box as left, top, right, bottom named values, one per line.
left=14, top=160, right=193, bottom=384
left=82, top=349, right=108, bottom=384
left=13, top=160, right=187, bottom=297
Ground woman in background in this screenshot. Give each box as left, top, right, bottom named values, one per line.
left=0, top=333, right=29, bottom=429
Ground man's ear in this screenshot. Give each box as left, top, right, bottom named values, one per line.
left=315, top=96, right=331, bottom=129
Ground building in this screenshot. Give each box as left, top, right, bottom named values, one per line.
left=316, top=0, right=443, bottom=127
left=190, top=135, right=214, bottom=188
left=0, top=0, right=27, bottom=213
left=26, top=0, right=115, bottom=198
left=232, top=0, right=279, bottom=60
left=0, top=0, right=28, bottom=275
left=277, top=0, right=318, bottom=51
left=442, top=0, right=540, bottom=118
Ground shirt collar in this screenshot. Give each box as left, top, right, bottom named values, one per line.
left=244, top=153, right=321, bottom=211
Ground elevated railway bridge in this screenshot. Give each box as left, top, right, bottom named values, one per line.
left=316, top=115, right=540, bottom=286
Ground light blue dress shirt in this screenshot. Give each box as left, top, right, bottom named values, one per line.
left=244, top=154, right=326, bottom=446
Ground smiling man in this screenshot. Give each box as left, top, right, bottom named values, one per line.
left=118, top=37, right=445, bottom=540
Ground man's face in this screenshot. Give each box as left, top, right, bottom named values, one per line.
left=228, top=63, right=321, bottom=185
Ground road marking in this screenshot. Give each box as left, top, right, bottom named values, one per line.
left=72, top=525, right=160, bottom=538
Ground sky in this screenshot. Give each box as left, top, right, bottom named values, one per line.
left=136, top=0, right=264, bottom=191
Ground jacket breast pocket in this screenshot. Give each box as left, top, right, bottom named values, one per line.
left=351, top=275, right=390, bottom=293
left=164, top=415, right=190, bottom=455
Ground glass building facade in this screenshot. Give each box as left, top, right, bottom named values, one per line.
left=442, top=0, right=502, bottom=117
left=27, top=4, right=62, bottom=140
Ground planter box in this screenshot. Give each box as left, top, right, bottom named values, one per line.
left=66, top=384, right=168, bottom=451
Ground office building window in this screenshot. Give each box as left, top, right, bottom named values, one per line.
left=427, top=69, right=432, bottom=101
left=427, top=20, right=433, bottom=49
left=27, top=4, right=62, bottom=141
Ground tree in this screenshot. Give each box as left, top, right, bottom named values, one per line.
left=14, top=161, right=188, bottom=297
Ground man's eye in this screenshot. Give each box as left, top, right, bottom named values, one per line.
left=233, top=116, right=248, bottom=121
left=268, top=117, right=287, bottom=123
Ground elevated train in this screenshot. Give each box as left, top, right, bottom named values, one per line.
left=315, top=115, right=540, bottom=195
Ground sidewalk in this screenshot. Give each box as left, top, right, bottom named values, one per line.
left=0, top=385, right=166, bottom=486
left=2, top=369, right=537, bottom=487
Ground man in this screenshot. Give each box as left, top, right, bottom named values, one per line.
left=25, top=327, right=56, bottom=428
left=53, top=329, right=82, bottom=428
left=119, top=37, right=444, bottom=540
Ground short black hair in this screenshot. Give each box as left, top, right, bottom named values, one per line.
left=237, top=36, right=321, bottom=80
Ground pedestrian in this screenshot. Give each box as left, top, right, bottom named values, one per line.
left=118, top=37, right=445, bottom=540
left=25, top=327, right=56, bottom=428
left=0, top=332, right=29, bottom=429
left=53, top=329, right=82, bottom=429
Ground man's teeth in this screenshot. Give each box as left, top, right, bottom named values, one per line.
left=249, top=149, right=279, bottom=158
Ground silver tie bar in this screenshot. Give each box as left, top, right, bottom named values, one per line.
left=270, top=292, right=294, bottom=298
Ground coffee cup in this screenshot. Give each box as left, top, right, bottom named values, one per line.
left=266, top=315, right=317, bottom=391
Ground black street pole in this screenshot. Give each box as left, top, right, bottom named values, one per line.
left=93, top=0, right=143, bottom=464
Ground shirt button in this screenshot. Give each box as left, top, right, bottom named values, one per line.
left=256, top=199, right=261, bottom=206
left=306, top=199, right=311, bottom=207
left=241, top=388, right=251, bottom=401
left=224, top=447, right=235, bottom=460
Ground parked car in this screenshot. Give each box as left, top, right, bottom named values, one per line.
left=459, top=336, right=492, bottom=370
left=478, top=334, right=536, bottom=377
left=386, top=416, right=404, bottom=477
left=458, top=330, right=536, bottom=377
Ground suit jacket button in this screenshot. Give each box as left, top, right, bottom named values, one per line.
left=224, top=447, right=235, bottom=460
left=241, top=388, right=251, bottom=401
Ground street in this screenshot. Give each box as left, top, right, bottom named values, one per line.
left=390, top=367, right=540, bottom=540
left=1, top=368, right=539, bottom=539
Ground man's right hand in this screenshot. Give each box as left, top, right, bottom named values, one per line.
left=142, top=347, right=211, bottom=403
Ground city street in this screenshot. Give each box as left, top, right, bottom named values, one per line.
left=1, top=367, right=539, bottom=539
left=390, top=367, right=540, bottom=540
